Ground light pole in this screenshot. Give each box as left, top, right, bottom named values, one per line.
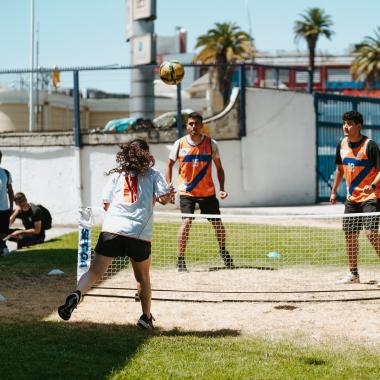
left=29, top=0, right=35, bottom=132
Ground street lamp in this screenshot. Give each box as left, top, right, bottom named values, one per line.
left=29, top=0, right=35, bottom=132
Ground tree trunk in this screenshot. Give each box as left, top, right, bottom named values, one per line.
left=216, top=51, right=234, bottom=106
left=220, top=66, right=234, bottom=106
left=308, top=45, right=315, bottom=94
left=308, top=39, right=317, bottom=94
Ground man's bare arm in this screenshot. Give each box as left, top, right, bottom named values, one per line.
left=213, top=157, right=228, bottom=199
left=330, top=166, right=343, bottom=204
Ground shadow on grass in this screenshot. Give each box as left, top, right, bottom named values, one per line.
left=0, top=248, right=77, bottom=273
left=0, top=321, right=239, bottom=380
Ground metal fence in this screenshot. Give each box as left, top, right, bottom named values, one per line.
left=0, top=63, right=311, bottom=137
left=315, top=92, right=380, bottom=202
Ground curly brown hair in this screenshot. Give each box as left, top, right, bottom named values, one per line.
left=106, top=139, right=154, bottom=176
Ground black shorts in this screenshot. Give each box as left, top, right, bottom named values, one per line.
left=180, top=195, right=220, bottom=220
left=8, top=229, right=45, bottom=249
left=95, top=232, right=151, bottom=262
left=343, top=199, right=380, bottom=232
left=0, top=210, right=10, bottom=235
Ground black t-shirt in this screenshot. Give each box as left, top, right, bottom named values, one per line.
left=17, top=204, right=43, bottom=231
left=335, top=136, right=380, bottom=168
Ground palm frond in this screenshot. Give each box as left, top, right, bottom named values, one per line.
left=351, top=28, right=380, bottom=86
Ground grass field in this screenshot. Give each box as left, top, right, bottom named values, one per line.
left=1, top=321, right=380, bottom=380
left=1, top=229, right=380, bottom=379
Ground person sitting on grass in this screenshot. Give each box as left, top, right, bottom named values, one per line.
left=58, top=139, right=175, bottom=329
left=8, top=192, right=46, bottom=249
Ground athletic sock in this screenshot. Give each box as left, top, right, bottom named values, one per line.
left=350, top=268, right=359, bottom=276
left=73, top=290, right=82, bottom=300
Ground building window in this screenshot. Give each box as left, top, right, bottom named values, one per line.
left=296, top=69, right=320, bottom=83
left=327, top=68, right=352, bottom=82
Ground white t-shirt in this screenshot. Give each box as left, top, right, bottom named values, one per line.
left=168, top=135, right=220, bottom=162
left=0, top=168, right=12, bottom=211
left=101, top=168, right=169, bottom=241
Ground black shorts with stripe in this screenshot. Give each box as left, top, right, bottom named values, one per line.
left=95, top=232, right=151, bottom=262
left=343, top=199, right=380, bottom=232
left=179, top=195, right=220, bottom=221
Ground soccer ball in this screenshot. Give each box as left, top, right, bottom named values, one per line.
left=159, top=60, right=185, bottom=85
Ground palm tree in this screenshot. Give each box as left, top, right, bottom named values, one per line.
left=351, top=27, right=380, bottom=88
left=194, top=22, right=254, bottom=106
left=294, top=8, right=334, bottom=93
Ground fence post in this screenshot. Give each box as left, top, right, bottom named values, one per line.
left=239, top=63, right=247, bottom=137
left=73, top=70, right=81, bottom=148
left=176, top=82, right=182, bottom=138
left=73, top=70, right=83, bottom=208
left=314, top=92, right=319, bottom=204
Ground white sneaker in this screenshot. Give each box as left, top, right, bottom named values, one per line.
left=336, top=273, right=360, bottom=284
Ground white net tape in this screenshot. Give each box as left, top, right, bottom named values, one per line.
left=86, top=210, right=380, bottom=302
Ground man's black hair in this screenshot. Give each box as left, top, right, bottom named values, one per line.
left=14, top=192, right=27, bottom=203
left=342, top=111, right=363, bottom=125
left=188, top=112, right=203, bottom=123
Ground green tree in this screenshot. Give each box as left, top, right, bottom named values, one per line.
left=294, top=8, right=334, bottom=93
left=194, top=22, right=254, bottom=106
left=351, top=27, right=380, bottom=88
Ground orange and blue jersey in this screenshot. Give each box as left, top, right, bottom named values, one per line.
left=176, top=136, right=215, bottom=197
left=339, top=136, right=380, bottom=202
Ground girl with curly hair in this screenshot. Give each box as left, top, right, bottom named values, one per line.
left=58, top=139, right=174, bottom=329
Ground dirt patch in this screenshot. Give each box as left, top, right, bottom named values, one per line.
left=1, top=267, right=380, bottom=348
left=0, top=274, right=76, bottom=321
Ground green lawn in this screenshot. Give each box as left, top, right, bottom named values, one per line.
left=148, top=222, right=379, bottom=268
left=0, top=322, right=379, bottom=380
left=1, top=228, right=380, bottom=379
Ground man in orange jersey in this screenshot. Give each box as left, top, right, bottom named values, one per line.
left=330, top=111, right=380, bottom=284
left=166, top=112, right=233, bottom=272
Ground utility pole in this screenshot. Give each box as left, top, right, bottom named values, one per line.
left=28, top=0, right=35, bottom=132
left=36, top=23, right=40, bottom=129
left=127, top=0, right=156, bottom=120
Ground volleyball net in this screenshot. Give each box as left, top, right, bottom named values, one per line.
left=79, top=209, right=380, bottom=302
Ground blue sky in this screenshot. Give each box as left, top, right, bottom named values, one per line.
left=1, top=0, right=379, bottom=69
left=0, top=0, right=378, bottom=92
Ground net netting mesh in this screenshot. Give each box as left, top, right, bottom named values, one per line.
left=85, top=210, right=380, bottom=302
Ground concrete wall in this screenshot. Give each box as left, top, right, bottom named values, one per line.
left=0, top=88, right=316, bottom=225
left=2, top=145, right=79, bottom=224
left=242, top=88, right=316, bottom=205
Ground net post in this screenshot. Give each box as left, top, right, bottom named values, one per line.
left=77, top=207, right=93, bottom=284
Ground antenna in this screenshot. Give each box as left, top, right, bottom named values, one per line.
left=244, top=0, right=254, bottom=53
